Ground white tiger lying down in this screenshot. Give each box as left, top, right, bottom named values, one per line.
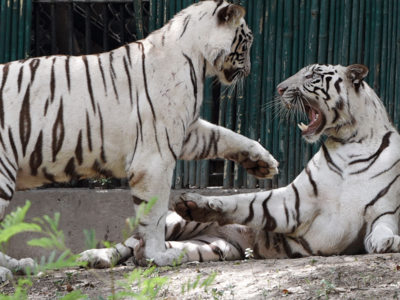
left=0, top=0, right=279, bottom=280
left=161, top=63, right=400, bottom=262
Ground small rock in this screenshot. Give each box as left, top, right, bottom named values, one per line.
left=287, top=286, right=305, bottom=294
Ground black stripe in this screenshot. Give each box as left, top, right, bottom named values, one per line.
left=82, top=56, right=96, bottom=113
left=364, top=174, right=400, bottom=215
left=133, top=195, right=147, bottom=205
left=97, top=55, right=107, bottom=95
left=298, top=237, right=314, bottom=255
left=321, top=143, right=342, bottom=176
left=243, top=196, right=256, bottom=224
left=180, top=15, right=191, bottom=38
left=0, top=186, right=12, bottom=201
left=64, top=157, right=77, bottom=177
left=370, top=204, right=400, bottom=234
left=182, top=52, right=198, bottom=117
left=212, top=0, right=223, bottom=15
left=262, top=192, right=277, bottom=231
left=50, top=58, right=56, bottom=103
left=197, top=249, right=204, bottom=262
left=123, top=57, right=133, bottom=106
left=75, top=130, right=83, bottom=165
left=8, top=128, right=18, bottom=164
left=137, top=42, right=157, bottom=120
left=371, top=158, right=400, bottom=179
left=29, top=59, right=40, bottom=84
left=350, top=132, right=392, bottom=175
left=17, top=66, right=23, bottom=93
left=29, top=131, right=43, bottom=176
left=65, top=57, right=71, bottom=91
left=86, top=112, right=92, bottom=152
left=136, top=90, right=143, bottom=142
left=124, top=45, right=132, bottom=67
left=0, top=156, right=15, bottom=182
left=44, top=98, right=49, bottom=116
left=0, top=63, right=10, bottom=129
left=291, top=183, right=301, bottom=227
left=284, top=201, right=289, bottom=225
left=52, top=98, right=65, bottom=162
left=334, top=77, right=342, bottom=94
left=165, top=128, right=177, bottom=161
left=97, top=104, right=107, bottom=163
left=19, top=85, right=31, bottom=157
left=305, top=165, right=318, bottom=196
left=109, top=52, right=119, bottom=102
left=188, top=222, right=201, bottom=235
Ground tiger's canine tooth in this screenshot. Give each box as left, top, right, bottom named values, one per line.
left=298, top=123, right=309, bottom=131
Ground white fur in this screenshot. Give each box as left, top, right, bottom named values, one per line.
left=170, top=64, right=400, bottom=261
left=0, top=0, right=278, bottom=274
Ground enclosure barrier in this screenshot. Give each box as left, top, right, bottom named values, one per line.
left=0, top=0, right=399, bottom=190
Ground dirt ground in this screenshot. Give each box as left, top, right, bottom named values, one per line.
left=2, top=253, right=400, bottom=299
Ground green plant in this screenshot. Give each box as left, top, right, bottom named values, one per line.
left=0, top=198, right=216, bottom=300
left=316, top=279, right=336, bottom=300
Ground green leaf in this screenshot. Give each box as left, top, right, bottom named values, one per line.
left=27, top=237, right=55, bottom=248
left=0, top=223, right=41, bottom=244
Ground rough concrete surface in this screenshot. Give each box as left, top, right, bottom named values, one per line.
left=5, top=188, right=261, bottom=259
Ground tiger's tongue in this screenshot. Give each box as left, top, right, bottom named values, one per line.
left=297, top=108, right=319, bottom=133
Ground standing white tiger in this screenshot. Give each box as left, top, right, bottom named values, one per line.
left=153, top=63, right=400, bottom=262
left=0, top=0, right=279, bottom=280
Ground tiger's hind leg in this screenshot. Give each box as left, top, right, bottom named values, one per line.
left=134, top=211, right=251, bottom=263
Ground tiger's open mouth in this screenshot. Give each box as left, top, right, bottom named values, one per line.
left=298, top=105, right=325, bottom=136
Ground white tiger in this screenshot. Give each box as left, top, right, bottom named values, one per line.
left=0, top=0, right=279, bottom=280
left=139, top=63, right=400, bottom=263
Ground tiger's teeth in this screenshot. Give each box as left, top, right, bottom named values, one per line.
left=315, top=114, right=319, bottom=120
left=298, top=123, right=309, bottom=131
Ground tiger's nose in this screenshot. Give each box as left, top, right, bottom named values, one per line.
left=277, top=87, right=287, bottom=95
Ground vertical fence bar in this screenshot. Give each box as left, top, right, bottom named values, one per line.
left=385, top=0, right=394, bottom=118
left=34, top=2, right=40, bottom=57
left=356, top=0, right=365, bottom=63
left=200, top=77, right=213, bottom=188
left=292, top=0, right=301, bottom=178
left=317, top=0, right=328, bottom=64
left=340, top=0, right=351, bottom=66
left=223, top=88, right=234, bottom=188
left=246, top=0, right=264, bottom=188
left=4, top=0, right=12, bottom=62
left=368, top=0, right=376, bottom=87
left=85, top=3, right=92, bottom=54
left=10, top=0, right=19, bottom=61
left=333, top=0, right=341, bottom=64
left=120, top=4, right=125, bottom=43
left=67, top=2, right=74, bottom=55
left=259, top=0, right=270, bottom=189
left=133, top=0, right=143, bottom=40
left=394, top=1, right=400, bottom=131
left=0, top=0, right=6, bottom=63
left=264, top=0, right=277, bottom=188
left=23, top=0, right=31, bottom=58
left=349, top=0, right=359, bottom=64
left=364, top=0, right=371, bottom=68
left=327, top=0, right=335, bottom=64
left=149, top=0, right=157, bottom=32
left=50, top=3, right=56, bottom=54
left=17, top=0, right=25, bottom=59
left=380, top=0, right=388, bottom=106
left=373, top=0, right=383, bottom=94
left=283, top=0, right=293, bottom=185
left=103, top=4, right=109, bottom=51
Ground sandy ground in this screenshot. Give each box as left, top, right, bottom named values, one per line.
left=2, top=253, right=400, bottom=299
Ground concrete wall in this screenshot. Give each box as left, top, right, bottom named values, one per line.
left=4, top=188, right=260, bottom=259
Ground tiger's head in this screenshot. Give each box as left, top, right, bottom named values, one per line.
left=277, top=64, right=376, bottom=143
left=181, top=0, right=253, bottom=85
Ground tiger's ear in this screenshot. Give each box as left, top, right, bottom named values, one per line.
left=217, top=5, right=245, bottom=27
left=345, top=64, right=369, bottom=84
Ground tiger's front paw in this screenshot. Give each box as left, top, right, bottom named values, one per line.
left=226, top=143, right=278, bottom=179
left=174, top=193, right=232, bottom=226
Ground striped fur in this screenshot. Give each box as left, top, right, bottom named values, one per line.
left=0, top=0, right=279, bottom=276
left=168, top=64, right=400, bottom=262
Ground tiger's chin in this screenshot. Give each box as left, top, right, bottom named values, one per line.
left=297, top=104, right=326, bottom=143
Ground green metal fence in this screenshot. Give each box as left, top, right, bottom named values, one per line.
left=0, top=0, right=31, bottom=63
left=1, top=0, right=400, bottom=190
